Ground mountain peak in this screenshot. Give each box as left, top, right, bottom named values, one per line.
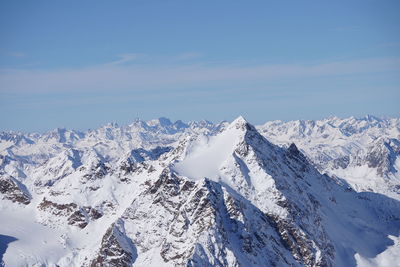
left=288, top=143, right=300, bottom=154
left=364, top=114, right=382, bottom=122
left=147, top=117, right=173, bottom=127
left=104, top=122, right=119, bottom=128
left=232, top=115, right=247, bottom=124
left=228, top=115, right=252, bottom=131
left=157, top=117, right=173, bottom=126
left=1, top=115, right=400, bottom=266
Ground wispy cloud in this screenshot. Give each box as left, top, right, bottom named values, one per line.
left=0, top=57, right=399, bottom=94
left=104, top=53, right=142, bottom=66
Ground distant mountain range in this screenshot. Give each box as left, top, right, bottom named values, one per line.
left=1, top=115, right=399, bottom=266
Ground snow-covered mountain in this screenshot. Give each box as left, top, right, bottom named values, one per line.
left=1, top=116, right=399, bottom=266
left=257, top=115, right=400, bottom=200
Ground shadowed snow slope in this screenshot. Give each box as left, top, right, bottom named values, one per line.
left=257, top=116, right=400, bottom=200
left=0, top=116, right=399, bottom=266
left=173, top=116, right=400, bottom=266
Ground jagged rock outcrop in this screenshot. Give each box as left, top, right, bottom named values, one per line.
left=38, top=198, right=102, bottom=228
left=354, top=138, right=400, bottom=177
left=1, top=116, right=399, bottom=266
left=116, top=168, right=301, bottom=266
left=0, top=175, right=31, bottom=205
left=257, top=116, right=400, bottom=199
left=91, top=220, right=137, bottom=267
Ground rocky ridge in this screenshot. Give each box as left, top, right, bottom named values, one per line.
left=0, top=116, right=399, bottom=266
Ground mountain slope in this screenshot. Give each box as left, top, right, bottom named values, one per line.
left=1, top=116, right=399, bottom=266
left=257, top=116, right=400, bottom=200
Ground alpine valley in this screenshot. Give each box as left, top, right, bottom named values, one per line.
left=1, top=115, right=399, bottom=267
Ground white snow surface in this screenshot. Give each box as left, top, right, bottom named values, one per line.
left=173, top=116, right=246, bottom=182
left=0, top=115, right=399, bottom=267
left=1, top=205, right=66, bottom=267
left=257, top=115, right=400, bottom=200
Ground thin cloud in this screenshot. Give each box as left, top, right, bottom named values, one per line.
left=0, top=57, right=399, bottom=94
left=104, top=53, right=142, bottom=66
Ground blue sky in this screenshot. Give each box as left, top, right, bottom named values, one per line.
left=1, top=0, right=399, bottom=132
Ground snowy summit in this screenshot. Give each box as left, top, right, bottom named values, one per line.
left=0, top=115, right=400, bottom=266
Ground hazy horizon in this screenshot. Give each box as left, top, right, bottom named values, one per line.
left=1, top=114, right=398, bottom=134
left=1, top=0, right=399, bottom=132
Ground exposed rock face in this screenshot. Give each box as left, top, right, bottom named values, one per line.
left=231, top=122, right=335, bottom=266
left=38, top=198, right=78, bottom=216
left=1, top=116, right=400, bottom=266
left=67, top=206, right=103, bottom=228
left=82, top=162, right=110, bottom=180
left=0, top=175, right=31, bottom=205
left=331, top=156, right=350, bottom=170
left=117, top=168, right=301, bottom=266
left=362, top=138, right=400, bottom=176
left=257, top=116, right=400, bottom=198
left=38, top=198, right=102, bottom=228
left=91, top=220, right=136, bottom=267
